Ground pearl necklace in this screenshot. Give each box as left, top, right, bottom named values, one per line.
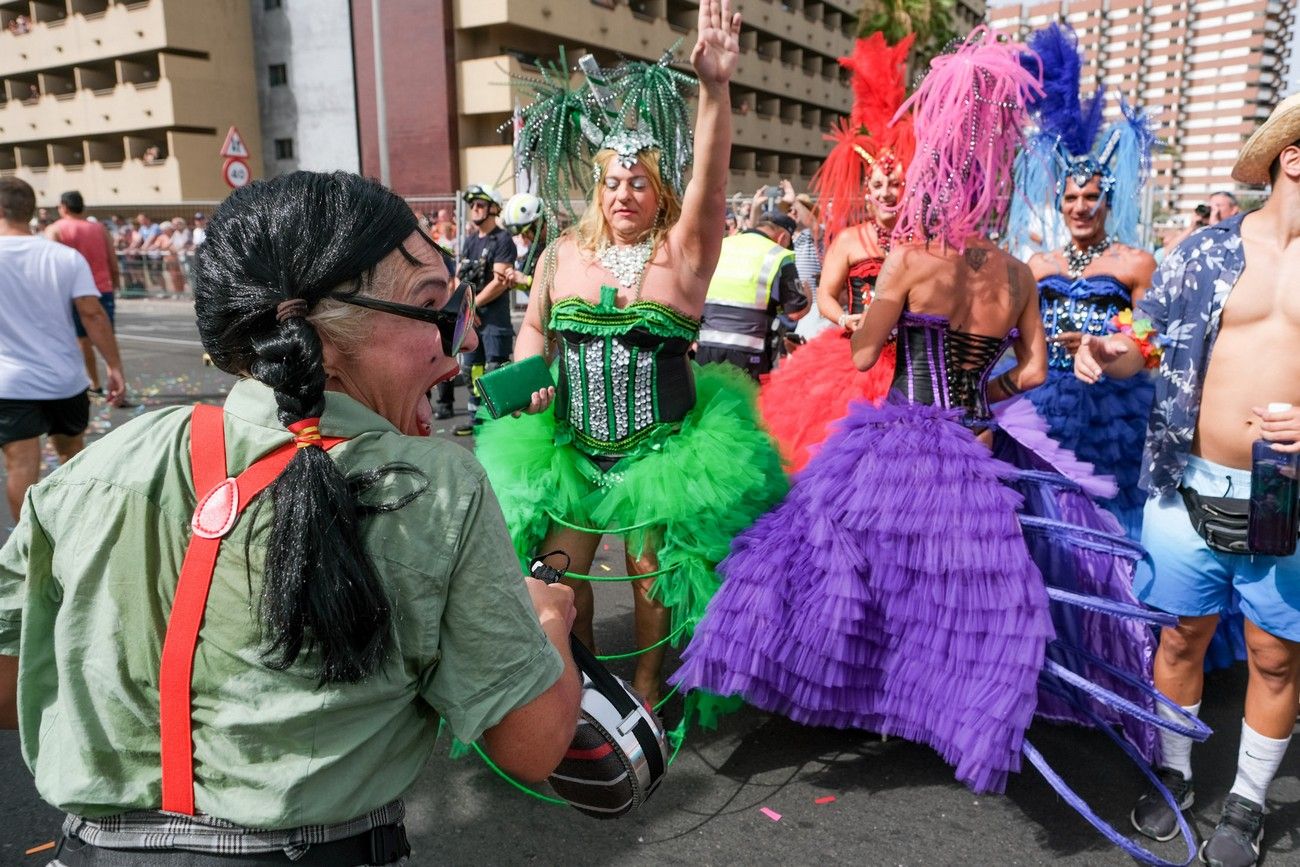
left=597, top=238, right=654, bottom=291
left=1064, top=235, right=1113, bottom=278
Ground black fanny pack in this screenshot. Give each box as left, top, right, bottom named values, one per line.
left=1178, top=486, right=1250, bottom=554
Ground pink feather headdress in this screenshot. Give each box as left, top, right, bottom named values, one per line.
left=891, top=27, right=1043, bottom=251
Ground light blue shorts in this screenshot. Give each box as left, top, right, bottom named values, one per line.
left=1137, top=455, right=1300, bottom=641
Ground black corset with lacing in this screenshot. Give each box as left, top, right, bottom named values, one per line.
left=891, top=311, right=1016, bottom=422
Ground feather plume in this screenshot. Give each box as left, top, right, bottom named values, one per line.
left=810, top=118, right=878, bottom=238
left=1103, top=97, right=1159, bottom=246
left=892, top=26, right=1042, bottom=251
left=1022, top=23, right=1104, bottom=157
left=813, top=33, right=918, bottom=239
left=608, top=47, right=698, bottom=195
left=510, top=48, right=600, bottom=227
left=845, top=33, right=914, bottom=136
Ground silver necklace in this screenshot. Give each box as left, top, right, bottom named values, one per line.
left=597, top=238, right=654, bottom=291
left=1064, top=235, right=1112, bottom=278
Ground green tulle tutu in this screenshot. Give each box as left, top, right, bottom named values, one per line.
left=475, top=360, right=788, bottom=640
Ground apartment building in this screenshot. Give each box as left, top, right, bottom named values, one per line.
left=339, top=0, right=986, bottom=198
left=0, top=0, right=262, bottom=210
left=988, top=0, right=1295, bottom=212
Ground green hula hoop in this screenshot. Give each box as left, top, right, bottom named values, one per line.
left=564, top=565, right=675, bottom=583
left=595, top=621, right=689, bottom=661
left=546, top=511, right=655, bottom=536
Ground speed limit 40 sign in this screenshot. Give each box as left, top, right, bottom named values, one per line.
left=222, top=157, right=251, bottom=189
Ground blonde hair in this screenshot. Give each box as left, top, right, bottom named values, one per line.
left=573, top=148, right=682, bottom=255
left=307, top=261, right=402, bottom=351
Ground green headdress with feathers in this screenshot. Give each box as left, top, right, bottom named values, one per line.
left=510, top=44, right=697, bottom=231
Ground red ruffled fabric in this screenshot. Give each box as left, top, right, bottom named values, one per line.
left=759, top=331, right=896, bottom=473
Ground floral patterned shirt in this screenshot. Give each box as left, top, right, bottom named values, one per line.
left=1136, top=213, right=1247, bottom=496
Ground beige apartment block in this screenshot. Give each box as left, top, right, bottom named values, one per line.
left=0, top=0, right=262, bottom=210
left=454, top=0, right=939, bottom=196
left=989, top=0, right=1295, bottom=214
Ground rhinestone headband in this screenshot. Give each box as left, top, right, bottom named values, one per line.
left=594, top=127, right=661, bottom=181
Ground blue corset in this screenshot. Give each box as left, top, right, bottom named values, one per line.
left=1039, top=274, right=1133, bottom=371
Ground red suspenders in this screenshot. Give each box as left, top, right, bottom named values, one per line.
left=158, top=404, right=345, bottom=814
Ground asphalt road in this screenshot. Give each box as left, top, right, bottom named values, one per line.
left=1, top=299, right=1298, bottom=865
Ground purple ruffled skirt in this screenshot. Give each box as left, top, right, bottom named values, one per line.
left=672, top=394, right=1160, bottom=795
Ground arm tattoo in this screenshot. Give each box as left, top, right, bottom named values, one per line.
left=873, top=251, right=903, bottom=301
left=1007, top=263, right=1024, bottom=310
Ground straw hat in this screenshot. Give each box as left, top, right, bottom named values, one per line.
left=1232, top=92, right=1300, bottom=184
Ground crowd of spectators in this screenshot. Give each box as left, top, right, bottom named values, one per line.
left=5, top=15, right=31, bottom=35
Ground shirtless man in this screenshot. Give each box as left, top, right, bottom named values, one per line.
left=1076, top=99, right=1300, bottom=867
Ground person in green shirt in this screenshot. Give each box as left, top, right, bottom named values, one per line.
left=0, top=171, right=580, bottom=865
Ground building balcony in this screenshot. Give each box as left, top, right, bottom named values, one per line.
left=0, top=75, right=204, bottom=143
left=3, top=124, right=241, bottom=205
left=457, top=55, right=523, bottom=116
left=4, top=153, right=184, bottom=205
left=453, top=0, right=852, bottom=113
left=0, top=0, right=168, bottom=78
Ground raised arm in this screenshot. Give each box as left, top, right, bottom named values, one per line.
left=673, top=0, right=741, bottom=284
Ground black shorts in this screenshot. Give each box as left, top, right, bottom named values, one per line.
left=72, top=292, right=116, bottom=338
left=0, top=392, right=90, bottom=446
left=694, top=344, right=768, bottom=380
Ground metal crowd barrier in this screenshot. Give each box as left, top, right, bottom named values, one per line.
left=116, top=250, right=196, bottom=298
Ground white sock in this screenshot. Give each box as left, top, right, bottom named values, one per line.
left=1157, top=700, right=1201, bottom=779
left=1229, top=719, right=1291, bottom=806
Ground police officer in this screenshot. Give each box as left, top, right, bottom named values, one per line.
left=434, top=183, right=518, bottom=434
left=696, top=211, right=808, bottom=379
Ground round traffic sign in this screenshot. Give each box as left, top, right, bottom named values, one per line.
left=222, top=157, right=251, bottom=189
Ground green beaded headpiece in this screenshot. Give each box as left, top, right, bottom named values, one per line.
left=510, top=44, right=697, bottom=231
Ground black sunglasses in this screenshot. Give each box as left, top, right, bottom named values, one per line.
left=331, top=288, right=475, bottom=357
left=328, top=230, right=472, bottom=356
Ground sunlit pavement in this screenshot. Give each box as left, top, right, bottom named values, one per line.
left=1, top=299, right=1296, bottom=865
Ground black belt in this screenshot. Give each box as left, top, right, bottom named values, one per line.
left=55, top=824, right=410, bottom=866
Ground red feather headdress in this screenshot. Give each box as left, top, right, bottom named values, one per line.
left=811, top=32, right=916, bottom=238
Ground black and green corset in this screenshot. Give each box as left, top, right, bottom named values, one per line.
left=551, top=285, right=700, bottom=455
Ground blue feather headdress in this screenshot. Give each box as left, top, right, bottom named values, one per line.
left=1006, top=22, right=1158, bottom=253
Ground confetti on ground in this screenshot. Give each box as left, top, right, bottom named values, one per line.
left=759, top=807, right=781, bottom=822
left=599, top=563, right=611, bottom=572
left=815, top=796, right=836, bottom=805
left=25, top=841, right=56, bottom=855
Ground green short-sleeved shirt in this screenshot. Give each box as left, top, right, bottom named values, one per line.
left=0, top=378, right=563, bottom=829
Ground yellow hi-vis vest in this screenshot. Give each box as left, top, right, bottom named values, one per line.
left=700, top=233, right=795, bottom=352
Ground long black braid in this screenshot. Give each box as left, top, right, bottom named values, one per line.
left=193, top=171, right=418, bottom=684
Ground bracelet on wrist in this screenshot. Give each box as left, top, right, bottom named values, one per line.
left=1107, top=310, right=1164, bottom=370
